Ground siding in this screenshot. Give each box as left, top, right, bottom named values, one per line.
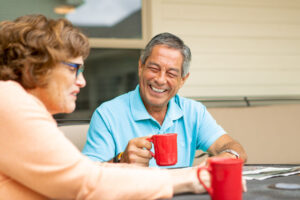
left=150, top=0, right=300, bottom=97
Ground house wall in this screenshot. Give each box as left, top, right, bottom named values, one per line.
left=149, top=0, right=300, bottom=98
left=192, top=104, right=300, bottom=165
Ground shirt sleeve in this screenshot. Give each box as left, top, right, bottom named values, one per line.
left=82, top=107, right=116, bottom=161
left=0, top=82, right=173, bottom=200
left=195, top=103, right=226, bottom=151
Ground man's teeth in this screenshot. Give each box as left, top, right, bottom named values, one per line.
left=152, top=86, right=165, bottom=93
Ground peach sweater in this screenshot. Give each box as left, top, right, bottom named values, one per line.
left=0, top=81, right=173, bottom=200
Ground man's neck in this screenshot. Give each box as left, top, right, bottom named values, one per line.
left=146, top=105, right=168, bottom=126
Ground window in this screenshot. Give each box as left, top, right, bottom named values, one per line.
left=66, top=0, right=142, bottom=39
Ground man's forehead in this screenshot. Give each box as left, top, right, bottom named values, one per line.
left=151, top=44, right=181, bottom=54
left=148, top=45, right=182, bottom=60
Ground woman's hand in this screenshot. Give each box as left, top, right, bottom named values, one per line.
left=168, top=167, right=210, bottom=194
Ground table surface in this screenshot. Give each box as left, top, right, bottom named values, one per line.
left=173, top=173, right=300, bottom=200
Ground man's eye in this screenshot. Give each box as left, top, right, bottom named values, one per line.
left=168, top=72, right=178, bottom=78
left=148, top=66, right=159, bottom=72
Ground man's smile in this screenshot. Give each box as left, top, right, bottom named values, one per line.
left=150, top=85, right=167, bottom=93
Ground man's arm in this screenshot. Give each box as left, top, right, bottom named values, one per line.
left=207, top=134, right=248, bottom=162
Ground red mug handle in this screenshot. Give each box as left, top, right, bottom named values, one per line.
left=146, top=137, right=155, bottom=158
left=197, top=166, right=213, bottom=196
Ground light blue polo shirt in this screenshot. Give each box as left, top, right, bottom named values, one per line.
left=82, top=85, right=226, bottom=168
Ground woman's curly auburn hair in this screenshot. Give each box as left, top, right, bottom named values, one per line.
left=0, top=14, right=90, bottom=89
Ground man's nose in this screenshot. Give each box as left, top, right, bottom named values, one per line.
left=155, top=71, right=167, bottom=85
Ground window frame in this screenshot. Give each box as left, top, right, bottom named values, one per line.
left=88, top=0, right=151, bottom=49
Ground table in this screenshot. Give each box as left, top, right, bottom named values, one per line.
left=173, top=174, right=300, bottom=200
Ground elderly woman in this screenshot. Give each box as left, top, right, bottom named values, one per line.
left=0, top=15, right=207, bottom=199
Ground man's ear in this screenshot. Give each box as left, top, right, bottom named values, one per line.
left=180, top=72, right=190, bottom=88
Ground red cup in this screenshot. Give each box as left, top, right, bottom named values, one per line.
left=147, top=133, right=177, bottom=166
left=197, top=157, right=244, bottom=200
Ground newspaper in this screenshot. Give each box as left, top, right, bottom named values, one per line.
left=243, top=166, right=300, bottom=180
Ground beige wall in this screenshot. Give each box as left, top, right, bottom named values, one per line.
left=149, top=0, right=300, bottom=97
left=206, top=104, right=300, bottom=164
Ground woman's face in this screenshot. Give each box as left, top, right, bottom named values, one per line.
left=29, top=56, right=86, bottom=114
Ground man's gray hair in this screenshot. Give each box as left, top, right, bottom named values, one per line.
left=140, top=32, right=191, bottom=77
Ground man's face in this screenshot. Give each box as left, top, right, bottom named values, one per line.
left=138, top=45, right=189, bottom=112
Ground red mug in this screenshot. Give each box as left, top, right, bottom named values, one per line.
left=197, top=157, right=244, bottom=200
left=147, top=133, right=177, bottom=166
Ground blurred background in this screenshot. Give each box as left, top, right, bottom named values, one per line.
left=1, top=0, right=300, bottom=164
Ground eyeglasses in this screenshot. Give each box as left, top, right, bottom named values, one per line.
left=62, top=62, right=85, bottom=77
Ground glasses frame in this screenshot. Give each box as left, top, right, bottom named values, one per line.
left=62, top=62, right=85, bottom=77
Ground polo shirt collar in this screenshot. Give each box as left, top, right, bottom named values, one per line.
left=165, top=95, right=183, bottom=122
left=130, top=85, right=183, bottom=122
left=130, top=85, right=151, bottom=121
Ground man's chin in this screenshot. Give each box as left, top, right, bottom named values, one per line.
left=142, top=94, right=169, bottom=109
left=147, top=100, right=168, bottom=109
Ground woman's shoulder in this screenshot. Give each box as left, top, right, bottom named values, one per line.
left=0, top=80, right=22, bottom=90
left=1, top=81, right=29, bottom=101
left=0, top=80, right=48, bottom=114
left=0, top=81, right=26, bottom=102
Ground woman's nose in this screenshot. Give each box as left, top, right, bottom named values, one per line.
left=76, top=73, right=86, bottom=88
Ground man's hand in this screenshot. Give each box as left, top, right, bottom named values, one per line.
left=198, top=152, right=238, bottom=167
left=120, top=136, right=153, bottom=166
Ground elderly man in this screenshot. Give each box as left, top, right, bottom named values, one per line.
left=82, top=32, right=247, bottom=168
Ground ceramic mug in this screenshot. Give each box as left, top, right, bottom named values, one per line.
left=197, top=157, right=244, bottom=200
left=147, top=133, right=177, bottom=166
